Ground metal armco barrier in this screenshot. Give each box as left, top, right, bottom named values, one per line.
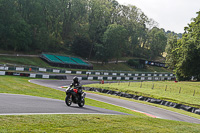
left=78, top=76, right=175, bottom=81
left=0, top=71, right=6, bottom=75
left=0, top=71, right=67, bottom=79
left=84, top=87, right=200, bottom=115
left=0, top=65, right=175, bottom=81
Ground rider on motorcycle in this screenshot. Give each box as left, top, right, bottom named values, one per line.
left=70, top=76, right=82, bottom=100
left=65, top=76, right=85, bottom=107
left=70, top=76, right=80, bottom=88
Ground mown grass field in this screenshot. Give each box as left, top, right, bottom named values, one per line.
left=84, top=81, right=200, bottom=108
left=1, top=114, right=200, bottom=133
left=0, top=76, right=200, bottom=132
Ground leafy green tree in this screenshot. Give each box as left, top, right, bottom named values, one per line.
left=166, top=11, right=200, bottom=81
left=71, top=35, right=92, bottom=58
left=165, top=34, right=180, bottom=69
left=88, top=0, right=114, bottom=60
left=176, top=38, right=200, bottom=80
left=148, top=27, right=167, bottom=58
left=103, top=24, right=128, bottom=63
left=0, top=0, right=32, bottom=51
left=94, top=43, right=107, bottom=64
left=61, top=0, right=88, bottom=41
left=0, top=0, right=170, bottom=61
left=120, top=5, right=141, bottom=57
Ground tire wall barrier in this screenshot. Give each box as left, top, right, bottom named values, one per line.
left=0, top=71, right=67, bottom=79
left=83, top=87, right=200, bottom=115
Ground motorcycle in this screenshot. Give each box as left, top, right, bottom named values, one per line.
left=65, top=86, right=86, bottom=107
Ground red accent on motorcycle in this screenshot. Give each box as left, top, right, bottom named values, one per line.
left=73, top=89, right=78, bottom=93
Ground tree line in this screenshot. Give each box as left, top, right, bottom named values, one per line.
left=165, top=11, right=200, bottom=81
left=0, top=0, right=169, bottom=63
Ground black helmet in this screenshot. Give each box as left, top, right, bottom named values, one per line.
left=73, top=76, right=79, bottom=83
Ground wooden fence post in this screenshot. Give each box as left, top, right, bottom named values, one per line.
left=165, top=85, right=167, bottom=91
left=152, top=83, right=154, bottom=89
left=179, top=87, right=181, bottom=94
left=193, top=90, right=196, bottom=96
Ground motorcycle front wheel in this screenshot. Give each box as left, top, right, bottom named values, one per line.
left=78, top=99, right=85, bottom=107
left=65, top=94, right=72, bottom=106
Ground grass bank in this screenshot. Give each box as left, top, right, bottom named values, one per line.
left=0, top=114, right=200, bottom=133
left=0, top=55, right=170, bottom=72
left=93, top=62, right=170, bottom=72
left=0, top=56, right=50, bottom=67
left=84, top=81, right=200, bottom=108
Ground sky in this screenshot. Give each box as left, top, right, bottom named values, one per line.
left=116, top=0, right=200, bottom=33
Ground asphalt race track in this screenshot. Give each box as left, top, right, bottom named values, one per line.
left=29, top=79, right=200, bottom=124
left=0, top=93, right=128, bottom=116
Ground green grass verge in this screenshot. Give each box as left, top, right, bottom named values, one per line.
left=0, top=114, right=200, bottom=133
left=0, top=76, right=200, bottom=132
left=83, top=81, right=200, bottom=108
left=0, top=76, right=65, bottom=100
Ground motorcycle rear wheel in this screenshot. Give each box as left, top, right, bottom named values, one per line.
left=65, top=94, right=72, bottom=106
